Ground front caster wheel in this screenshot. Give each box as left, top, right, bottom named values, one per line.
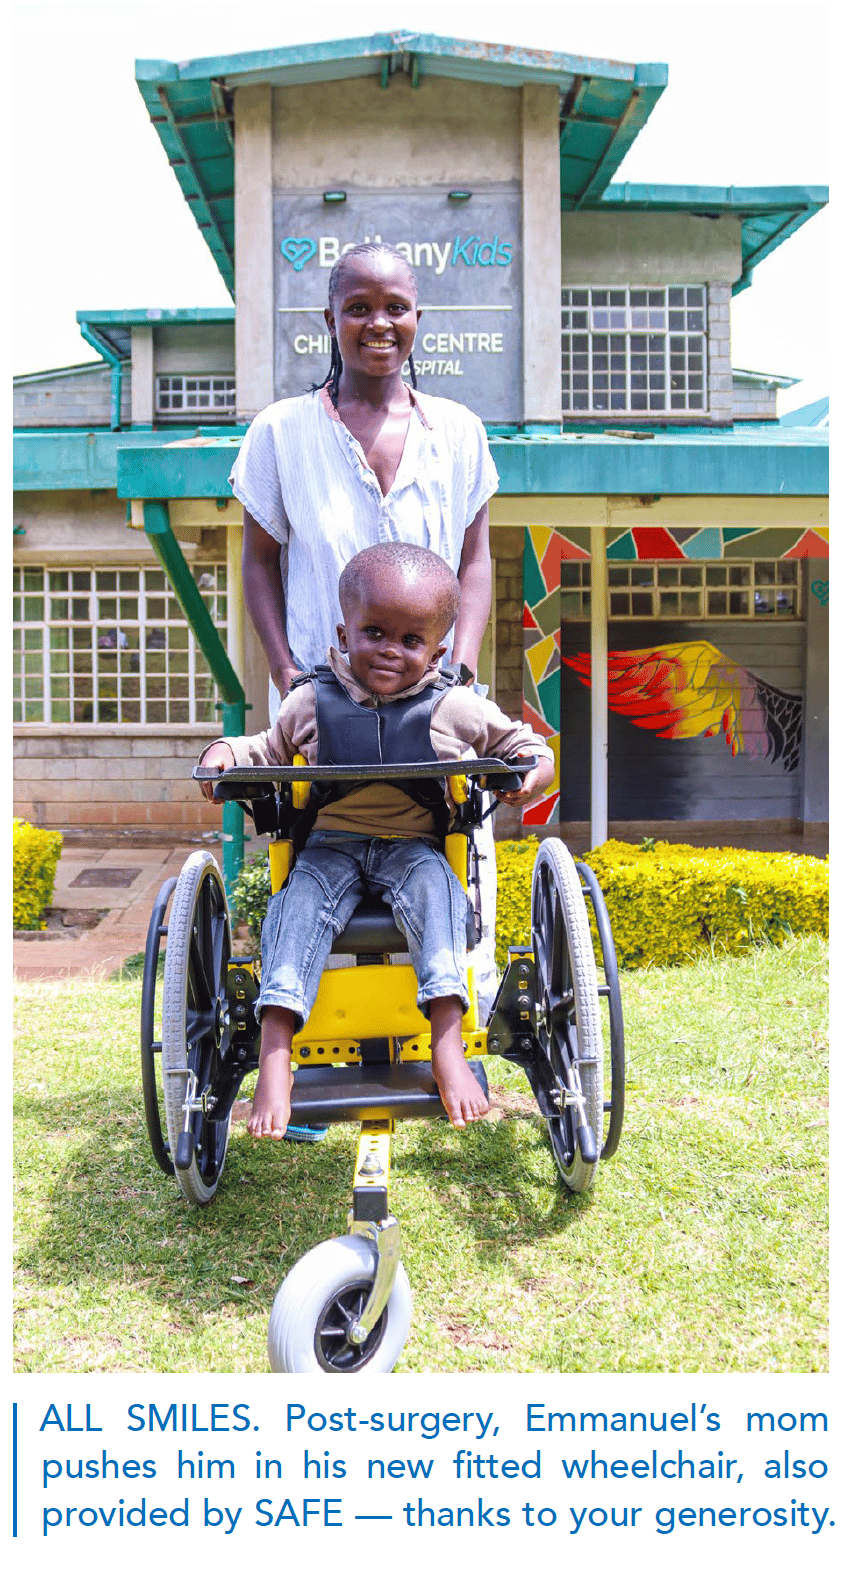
left=268, top=1236, right=413, bottom=1374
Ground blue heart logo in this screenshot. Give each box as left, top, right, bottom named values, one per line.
left=280, top=237, right=318, bottom=272
left=811, top=578, right=829, bottom=606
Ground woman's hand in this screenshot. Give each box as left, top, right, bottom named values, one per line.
left=494, top=755, right=555, bottom=809
left=198, top=742, right=236, bottom=801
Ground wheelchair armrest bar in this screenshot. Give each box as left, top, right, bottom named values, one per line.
left=194, top=756, right=538, bottom=789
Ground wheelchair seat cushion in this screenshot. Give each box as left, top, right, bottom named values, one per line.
left=330, top=897, right=478, bottom=955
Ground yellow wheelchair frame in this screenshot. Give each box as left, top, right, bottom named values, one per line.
left=140, top=756, right=625, bottom=1372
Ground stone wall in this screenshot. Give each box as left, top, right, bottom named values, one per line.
left=13, top=364, right=132, bottom=428
left=13, top=728, right=221, bottom=834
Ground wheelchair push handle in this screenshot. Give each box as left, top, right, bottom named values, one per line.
left=193, top=756, right=539, bottom=801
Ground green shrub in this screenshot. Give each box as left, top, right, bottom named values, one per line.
left=13, top=818, right=63, bottom=930
left=229, top=834, right=828, bottom=974
left=493, top=835, right=828, bottom=971
left=230, top=849, right=272, bottom=950
left=494, top=838, right=538, bottom=973
left=584, top=839, right=828, bottom=968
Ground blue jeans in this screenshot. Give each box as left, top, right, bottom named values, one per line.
left=256, top=833, right=470, bottom=1027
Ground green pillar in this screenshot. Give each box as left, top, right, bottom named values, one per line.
left=142, top=501, right=247, bottom=903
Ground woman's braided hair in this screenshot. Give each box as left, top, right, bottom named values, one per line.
left=316, top=242, right=418, bottom=407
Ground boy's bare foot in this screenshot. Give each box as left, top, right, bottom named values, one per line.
left=429, top=997, right=490, bottom=1129
left=247, top=1055, right=294, bottom=1138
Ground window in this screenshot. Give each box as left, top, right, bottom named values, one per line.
left=562, top=287, right=707, bottom=415
left=155, top=374, right=236, bottom=417
left=561, top=559, right=801, bottom=619
left=13, top=564, right=228, bottom=724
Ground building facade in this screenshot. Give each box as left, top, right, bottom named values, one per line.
left=13, top=31, right=828, bottom=850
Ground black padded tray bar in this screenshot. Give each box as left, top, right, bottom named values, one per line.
left=194, top=757, right=536, bottom=785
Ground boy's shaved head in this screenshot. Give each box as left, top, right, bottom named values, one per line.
left=339, top=543, right=461, bottom=637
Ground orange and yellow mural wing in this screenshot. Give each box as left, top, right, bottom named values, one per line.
left=564, top=641, right=767, bottom=761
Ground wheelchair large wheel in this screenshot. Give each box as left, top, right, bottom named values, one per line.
left=161, top=851, right=233, bottom=1205
left=576, top=860, right=625, bottom=1160
left=140, top=876, right=178, bottom=1176
left=268, top=1236, right=412, bottom=1374
left=531, top=839, right=604, bottom=1192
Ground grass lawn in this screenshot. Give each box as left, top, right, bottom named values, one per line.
left=13, top=935, right=827, bottom=1373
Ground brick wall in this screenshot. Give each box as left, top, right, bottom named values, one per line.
left=14, top=729, right=221, bottom=833
left=707, top=283, right=733, bottom=423
left=13, top=365, right=132, bottom=428
left=732, top=383, right=777, bottom=420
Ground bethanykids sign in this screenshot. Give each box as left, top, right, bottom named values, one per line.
left=273, top=190, right=522, bottom=422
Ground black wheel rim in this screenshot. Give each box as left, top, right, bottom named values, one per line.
left=184, top=872, right=231, bottom=1183
left=531, top=861, right=579, bottom=1169
left=141, top=878, right=177, bottom=1176
left=314, top=1282, right=388, bottom=1372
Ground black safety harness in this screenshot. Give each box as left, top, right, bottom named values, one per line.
left=290, top=663, right=457, bottom=848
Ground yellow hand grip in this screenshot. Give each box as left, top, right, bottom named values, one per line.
left=292, top=752, right=311, bottom=810
left=448, top=770, right=470, bottom=806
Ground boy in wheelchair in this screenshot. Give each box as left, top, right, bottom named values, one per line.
left=198, top=542, right=554, bottom=1137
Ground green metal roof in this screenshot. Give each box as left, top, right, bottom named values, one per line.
left=590, top=184, right=828, bottom=292
left=101, top=422, right=827, bottom=502
left=732, top=367, right=799, bottom=389
left=14, top=418, right=827, bottom=496
left=75, top=307, right=235, bottom=362
left=780, top=397, right=829, bottom=428
left=136, top=31, right=667, bottom=296
left=13, top=427, right=246, bottom=491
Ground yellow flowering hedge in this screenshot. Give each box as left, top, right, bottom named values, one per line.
left=495, top=836, right=828, bottom=971
left=13, top=817, right=63, bottom=931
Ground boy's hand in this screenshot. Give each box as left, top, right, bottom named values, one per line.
left=198, top=742, right=236, bottom=800
left=494, top=755, right=555, bottom=809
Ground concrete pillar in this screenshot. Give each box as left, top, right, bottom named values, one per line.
left=589, top=523, right=608, bottom=848
left=801, top=558, right=829, bottom=823
left=225, top=523, right=244, bottom=683
left=235, top=84, right=274, bottom=421
left=131, top=325, right=154, bottom=425
left=521, top=84, right=562, bottom=426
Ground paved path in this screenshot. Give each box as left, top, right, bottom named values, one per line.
left=13, top=833, right=226, bottom=981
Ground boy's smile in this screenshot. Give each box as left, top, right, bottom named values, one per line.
left=337, top=572, right=448, bottom=697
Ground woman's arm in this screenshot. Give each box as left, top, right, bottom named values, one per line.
left=451, top=501, right=492, bottom=677
left=241, top=509, right=301, bottom=695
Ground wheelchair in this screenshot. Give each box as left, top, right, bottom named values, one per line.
left=140, top=755, right=625, bottom=1373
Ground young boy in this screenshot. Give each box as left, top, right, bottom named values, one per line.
left=198, top=543, right=554, bottom=1135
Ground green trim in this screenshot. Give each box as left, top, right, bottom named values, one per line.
left=142, top=501, right=245, bottom=897
left=75, top=308, right=235, bottom=326
left=77, top=323, right=127, bottom=432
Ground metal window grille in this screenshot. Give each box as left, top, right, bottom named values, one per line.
left=561, top=287, right=708, bottom=415
left=560, top=559, right=801, bottom=619
left=155, top=374, right=236, bottom=416
left=12, top=564, right=228, bottom=724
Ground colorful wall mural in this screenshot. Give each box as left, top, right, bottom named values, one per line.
left=521, top=522, right=827, bottom=826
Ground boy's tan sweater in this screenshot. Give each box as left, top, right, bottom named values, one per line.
left=204, top=648, right=553, bottom=843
